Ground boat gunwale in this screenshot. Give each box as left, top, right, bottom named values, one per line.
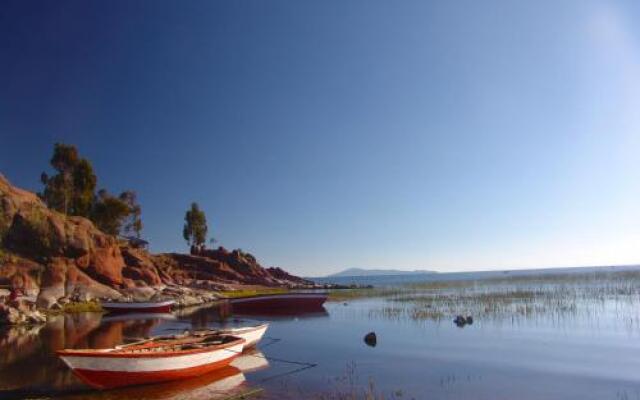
left=57, top=336, right=245, bottom=359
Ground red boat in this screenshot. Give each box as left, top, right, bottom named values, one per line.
left=101, top=300, right=175, bottom=313
left=229, top=292, right=327, bottom=314
left=57, top=334, right=244, bottom=389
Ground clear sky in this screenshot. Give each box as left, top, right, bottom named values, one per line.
left=2, top=0, right=640, bottom=276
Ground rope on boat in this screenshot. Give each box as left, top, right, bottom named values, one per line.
left=218, top=340, right=319, bottom=383
left=161, top=320, right=321, bottom=380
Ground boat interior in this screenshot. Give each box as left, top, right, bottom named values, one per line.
left=61, top=335, right=242, bottom=355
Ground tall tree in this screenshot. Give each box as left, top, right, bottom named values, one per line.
left=40, top=143, right=96, bottom=217
left=183, top=202, right=208, bottom=249
left=91, top=190, right=131, bottom=235
left=72, top=158, right=97, bottom=217
left=119, top=190, right=143, bottom=238
left=39, top=143, right=146, bottom=237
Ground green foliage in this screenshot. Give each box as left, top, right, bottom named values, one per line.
left=119, top=190, right=143, bottom=238
left=91, top=190, right=131, bottom=235
left=40, top=143, right=96, bottom=217
left=39, top=143, right=144, bottom=237
left=72, top=158, right=97, bottom=217
left=183, top=202, right=208, bottom=247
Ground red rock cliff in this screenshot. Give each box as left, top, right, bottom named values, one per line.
left=0, top=173, right=314, bottom=309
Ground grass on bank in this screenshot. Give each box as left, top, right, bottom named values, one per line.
left=327, top=288, right=404, bottom=302
left=218, top=287, right=290, bottom=299
left=326, top=269, right=640, bottom=323
left=46, top=300, right=103, bottom=315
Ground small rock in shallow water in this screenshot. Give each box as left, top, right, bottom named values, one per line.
left=465, top=316, right=473, bottom=325
left=364, top=332, right=377, bottom=347
left=454, top=315, right=467, bottom=327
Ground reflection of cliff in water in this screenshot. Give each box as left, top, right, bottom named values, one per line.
left=0, top=313, right=166, bottom=394
left=175, top=302, right=234, bottom=329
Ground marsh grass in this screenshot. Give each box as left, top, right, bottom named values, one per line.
left=338, top=269, right=640, bottom=325
left=328, top=288, right=405, bottom=302
left=315, top=362, right=412, bottom=400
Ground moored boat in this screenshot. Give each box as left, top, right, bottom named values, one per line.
left=229, top=292, right=327, bottom=314
left=101, top=299, right=175, bottom=313
left=57, top=334, right=244, bottom=389
left=120, top=323, right=269, bottom=350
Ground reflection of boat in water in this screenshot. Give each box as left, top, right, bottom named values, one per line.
left=57, top=335, right=245, bottom=389
left=229, top=293, right=327, bottom=315
left=101, top=300, right=175, bottom=314
left=102, top=313, right=177, bottom=323
left=231, top=349, right=269, bottom=373
left=69, top=366, right=247, bottom=400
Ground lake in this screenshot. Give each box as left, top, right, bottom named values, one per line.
left=2, top=268, right=640, bottom=400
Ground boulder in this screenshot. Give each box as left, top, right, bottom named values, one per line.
left=454, top=315, right=474, bottom=327
left=36, top=258, right=121, bottom=308
left=121, top=246, right=163, bottom=287
left=364, top=331, right=377, bottom=347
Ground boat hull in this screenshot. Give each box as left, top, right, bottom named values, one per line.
left=102, top=300, right=175, bottom=314
left=230, top=293, right=327, bottom=314
left=59, top=341, right=243, bottom=389
left=68, top=356, right=238, bottom=389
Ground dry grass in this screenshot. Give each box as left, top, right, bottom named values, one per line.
left=218, top=288, right=289, bottom=299
left=47, top=300, right=103, bottom=315
left=336, top=269, right=640, bottom=324
left=315, top=362, right=412, bottom=400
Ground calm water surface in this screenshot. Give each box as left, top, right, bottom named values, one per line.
left=2, top=284, right=640, bottom=400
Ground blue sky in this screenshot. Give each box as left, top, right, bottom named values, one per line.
left=2, top=1, right=640, bottom=276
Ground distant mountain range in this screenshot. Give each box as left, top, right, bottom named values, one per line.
left=327, top=268, right=437, bottom=277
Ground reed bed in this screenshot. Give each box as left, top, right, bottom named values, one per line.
left=334, top=269, right=640, bottom=326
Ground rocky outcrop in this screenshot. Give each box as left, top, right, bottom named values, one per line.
left=267, top=266, right=314, bottom=286
left=121, top=247, right=164, bottom=287
left=0, top=173, right=314, bottom=315
left=188, top=247, right=315, bottom=287
left=37, top=258, right=121, bottom=309
left=0, top=173, right=126, bottom=288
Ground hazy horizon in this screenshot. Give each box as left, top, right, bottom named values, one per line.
left=2, top=1, right=640, bottom=276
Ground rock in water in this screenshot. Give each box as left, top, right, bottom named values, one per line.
left=465, top=316, right=473, bottom=325
left=454, top=315, right=467, bottom=327
left=364, top=331, right=377, bottom=347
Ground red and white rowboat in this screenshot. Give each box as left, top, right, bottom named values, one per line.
left=57, top=334, right=244, bottom=389
left=229, top=292, right=327, bottom=314
left=101, top=300, right=175, bottom=313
